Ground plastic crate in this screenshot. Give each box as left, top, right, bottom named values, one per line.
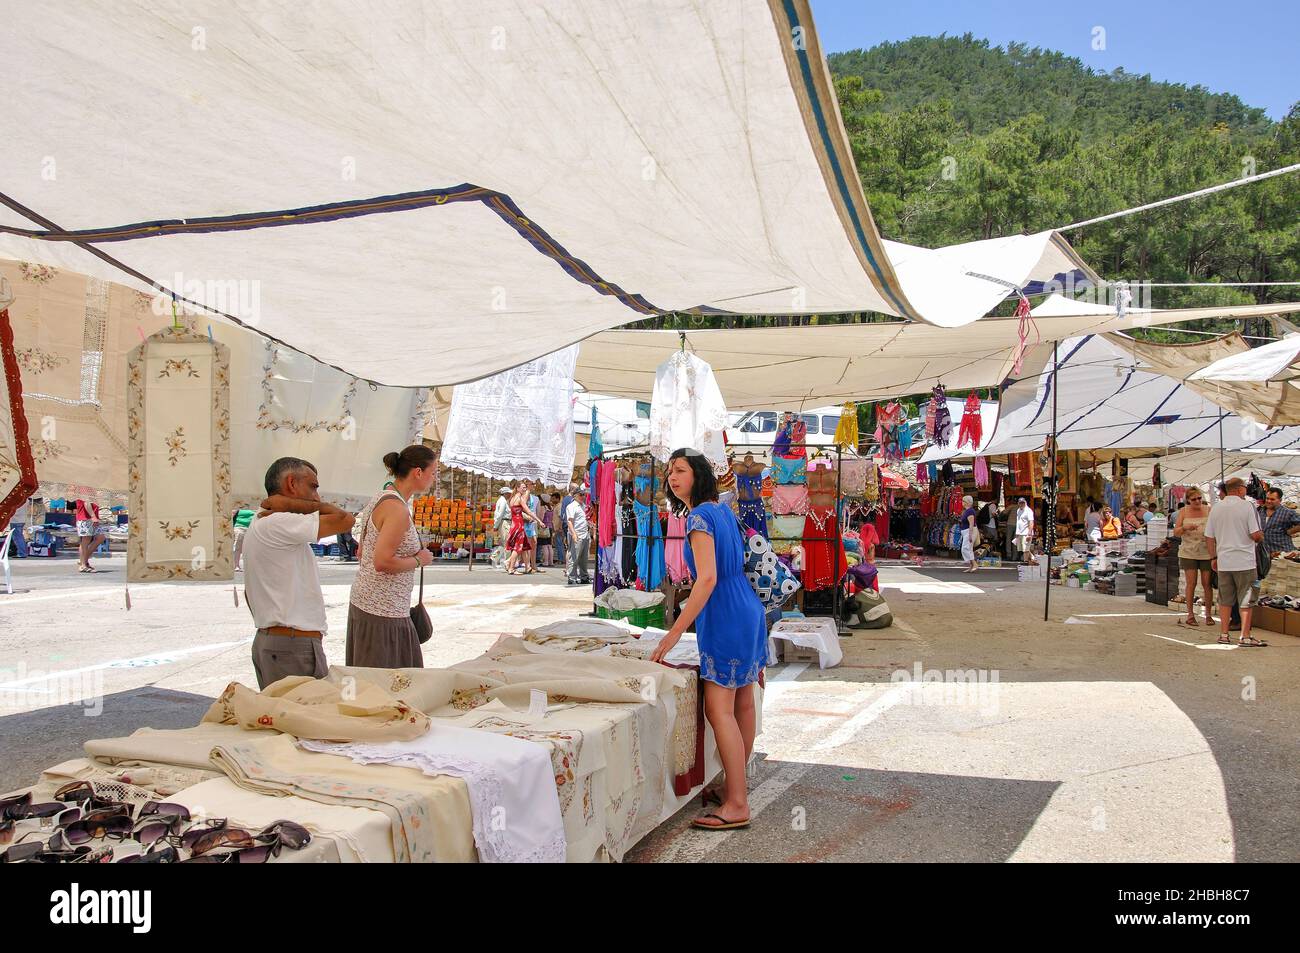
left=594, top=604, right=666, bottom=628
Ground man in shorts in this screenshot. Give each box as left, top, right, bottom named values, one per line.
left=1205, top=477, right=1267, bottom=647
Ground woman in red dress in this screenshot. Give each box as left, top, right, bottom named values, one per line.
left=504, top=481, right=539, bottom=576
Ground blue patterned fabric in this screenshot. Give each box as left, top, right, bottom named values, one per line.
left=684, top=502, right=768, bottom=689
left=771, top=456, right=806, bottom=485
left=741, top=528, right=801, bottom=611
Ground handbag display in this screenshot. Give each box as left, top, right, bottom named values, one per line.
left=410, top=566, right=433, bottom=644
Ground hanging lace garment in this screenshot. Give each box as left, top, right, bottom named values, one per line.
left=957, top=393, right=983, bottom=451
left=931, top=386, right=953, bottom=447
left=649, top=351, right=728, bottom=475
left=833, top=402, right=858, bottom=450
left=440, top=344, right=578, bottom=486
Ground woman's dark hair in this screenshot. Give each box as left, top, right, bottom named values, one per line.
left=665, top=448, right=718, bottom=516
left=383, top=445, right=436, bottom=479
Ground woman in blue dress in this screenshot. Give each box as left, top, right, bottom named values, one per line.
left=652, top=448, right=767, bottom=830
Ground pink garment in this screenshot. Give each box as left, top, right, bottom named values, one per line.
left=665, top=513, right=691, bottom=584
left=771, top=484, right=809, bottom=516
left=598, top=461, right=618, bottom=548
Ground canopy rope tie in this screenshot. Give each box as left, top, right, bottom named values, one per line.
left=1010, top=292, right=1038, bottom=376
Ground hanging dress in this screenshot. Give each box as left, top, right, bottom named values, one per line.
left=633, top=476, right=664, bottom=589
left=619, top=499, right=638, bottom=585
left=736, top=472, right=768, bottom=538
left=665, top=513, right=691, bottom=584
left=931, top=386, right=953, bottom=447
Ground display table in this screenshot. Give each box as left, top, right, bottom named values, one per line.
left=4, top=621, right=737, bottom=863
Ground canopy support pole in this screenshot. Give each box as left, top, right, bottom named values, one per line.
left=1045, top=341, right=1059, bottom=623
left=1218, top=413, right=1226, bottom=488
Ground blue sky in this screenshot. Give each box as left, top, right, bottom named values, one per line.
left=810, top=0, right=1299, bottom=120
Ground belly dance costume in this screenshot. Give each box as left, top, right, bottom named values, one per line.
left=736, top=472, right=768, bottom=538
left=633, top=476, right=664, bottom=589
left=665, top=513, right=691, bottom=583
left=802, top=505, right=846, bottom=591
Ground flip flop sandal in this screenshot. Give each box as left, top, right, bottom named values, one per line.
left=1217, top=635, right=1234, bottom=645
left=1180, top=617, right=1200, bottom=626
left=1238, top=637, right=1268, bottom=647
left=690, top=813, right=749, bottom=831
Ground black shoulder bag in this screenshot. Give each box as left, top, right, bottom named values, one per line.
left=411, top=565, right=433, bottom=643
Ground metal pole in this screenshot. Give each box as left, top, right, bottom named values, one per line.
left=467, top=474, right=475, bottom=572
left=1044, top=341, right=1058, bottom=622
left=1218, top=412, right=1226, bottom=488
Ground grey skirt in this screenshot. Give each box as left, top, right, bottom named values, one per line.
left=345, top=603, right=424, bottom=669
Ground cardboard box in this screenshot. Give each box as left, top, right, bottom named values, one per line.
left=778, top=639, right=819, bottom=664
left=1284, top=609, right=1300, bottom=638
left=1254, top=605, right=1285, bottom=635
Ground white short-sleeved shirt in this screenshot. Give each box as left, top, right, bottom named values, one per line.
left=565, top=499, right=590, bottom=538
left=1015, top=508, right=1034, bottom=536
left=242, top=512, right=327, bottom=633
left=1205, top=496, right=1261, bottom=573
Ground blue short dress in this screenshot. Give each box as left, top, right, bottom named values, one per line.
left=684, top=501, right=768, bottom=689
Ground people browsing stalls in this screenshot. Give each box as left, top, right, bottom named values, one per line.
left=346, top=446, right=437, bottom=669
left=1205, top=477, right=1267, bottom=647
left=244, top=457, right=356, bottom=689
left=504, top=480, right=542, bottom=576
left=1260, top=488, right=1300, bottom=553
left=1014, top=497, right=1035, bottom=562
left=564, top=485, right=591, bottom=586
left=960, top=495, right=979, bottom=573
left=652, top=449, right=767, bottom=831
left=1172, top=488, right=1214, bottom=627
left=1099, top=505, right=1123, bottom=541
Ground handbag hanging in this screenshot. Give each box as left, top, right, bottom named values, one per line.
left=410, top=565, right=433, bottom=643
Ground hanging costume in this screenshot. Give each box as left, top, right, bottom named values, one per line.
left=929, top=385, right=953, bottom=447
left=957, top=393, right=983, bottom=451
left=833, top=402, right=859, bottom=450
left=735, top=471, right=768, bottom=538
left=665, top=513, right=691, bottom=584
left=801, top=505, right=847, bottom=592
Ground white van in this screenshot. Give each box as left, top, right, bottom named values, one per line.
left=725, top=406, right=847, bottom=453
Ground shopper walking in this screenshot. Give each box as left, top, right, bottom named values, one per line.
left=346, top=446, right=437, bottom=668
left=491, top=486, right=511, bottom=570
left=504, top=481, right=540, bottom=576
left=1171, top=488, right=1214, bottom=627
left=652, top=448, right=766, bottom=831
left=960, top=495, right=980, bottom=572
left=537, top=495, right=554, bottom=567
left=1205, top=477, right=1267, bottom=647
left=550, top=491, right=567, bottom=568
left=564, top=484, right=591, bottom=586
left=244, top=457, right=355, bottom=689
left=74, top=498, right=107, bottom=573
left=231, top=506, right=255, bottom=571
left=1014, top=497, right=1035, bottom=563
left=525, top=483, right=542, bottom=572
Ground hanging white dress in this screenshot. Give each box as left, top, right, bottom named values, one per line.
left=440, top=345, right=578, bottom=486
left=649, top=351, right=729, bottom=474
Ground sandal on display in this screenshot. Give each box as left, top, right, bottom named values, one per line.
left=690, top=813, right=750, bottom=831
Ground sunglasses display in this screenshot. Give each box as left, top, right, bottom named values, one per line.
left=0, top=790, right=310, bottom=864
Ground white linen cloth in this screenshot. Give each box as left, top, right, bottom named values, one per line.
left=649, top=351, right=728, bottom=474
left=767, top=616, right=843, bottom=669
left=301, top=722, right=566, bottom=863
left=439, top=344, right=578, bottom=487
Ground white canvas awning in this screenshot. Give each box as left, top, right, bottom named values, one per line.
left=919, top=333, right=1300, bottom=461
left=0, top=0, right=1108, bottom=388
left=574, top=296, right=1300, bottom=412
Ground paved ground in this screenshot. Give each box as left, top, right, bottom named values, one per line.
left=2, top=552, right=1297, bottom=862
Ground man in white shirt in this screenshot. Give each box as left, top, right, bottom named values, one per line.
left=243, top=457, right=356, bottom=688
left=1205, top=477, right=1266, bottom=646
left=491, top=487, right=511, bottom=570
left=1014, top=497, right=1035, bottom=563
left=564, top=485, right=591, bottom=586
